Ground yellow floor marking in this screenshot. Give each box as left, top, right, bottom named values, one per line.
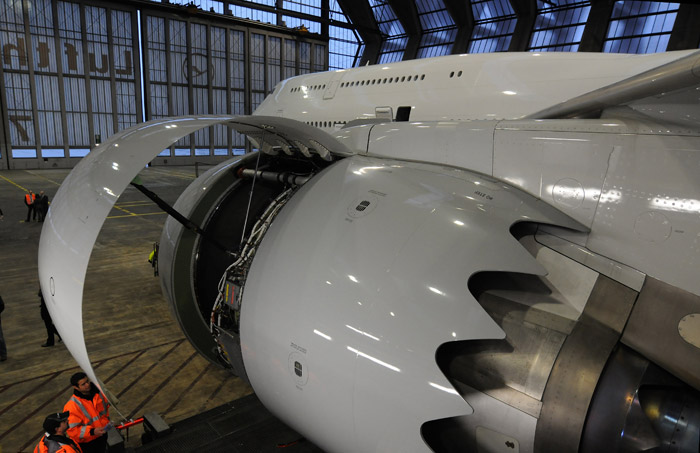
left=111, top=205, right=135, bottom=215
left=115, top=201, right=153, bottom=208
left=107, top=212, right=167, bottom=219
left=23, top=170, right=62, bottom=186
left=0, top=174, right=29, bottom=192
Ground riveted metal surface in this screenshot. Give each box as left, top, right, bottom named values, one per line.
left=622, top=277, right=700, bottom=391
left=534, top=275, right=638, bottom=452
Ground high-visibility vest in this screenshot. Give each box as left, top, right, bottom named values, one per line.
left=63, top=391, right=110, bottom=444
left=25, top=193, right=35, bottom=204
left=33, top=435, right=83, bottom=453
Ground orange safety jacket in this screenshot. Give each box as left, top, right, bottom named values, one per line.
left=63, top=388, right=110, bottom=444
left=25, top=193, right=36, bottom=205
left=34, top=434, right=83, bottom=453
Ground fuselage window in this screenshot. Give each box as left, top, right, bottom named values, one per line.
left=449, top=71, right=454, bottom=78
left=458, top=71, right=463, bottom=77
left=421, top=74, right=425, bottom=80
left=400, top=76, right=405, bottom=82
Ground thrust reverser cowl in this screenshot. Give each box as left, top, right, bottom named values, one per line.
left=240, top=155, right=586, bottom=452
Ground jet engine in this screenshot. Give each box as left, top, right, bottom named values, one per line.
left=40, top=115, right=700, bottom=453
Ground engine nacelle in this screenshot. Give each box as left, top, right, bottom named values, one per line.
left=39, top=114, right=700, bottom=453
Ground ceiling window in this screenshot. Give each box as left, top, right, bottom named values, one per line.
left=416, top=0, right=457, bottom=59
left=528, top=0, right=591, bottom=52
left=329, top=0, right=363, bottom=69
left=603, top=1, right=679, bottom=53
left=370, top=0, right=408, bottom=63
left=468, top=0, right=517, bottom=53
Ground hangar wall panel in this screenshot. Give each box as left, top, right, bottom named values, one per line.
left=0, top=0, right=140, bottom=168
left=0, top=1, right=327, bottom=169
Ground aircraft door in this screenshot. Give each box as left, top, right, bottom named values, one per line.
left=323, top=72, right=345, bottom=100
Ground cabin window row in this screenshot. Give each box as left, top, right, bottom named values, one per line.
left=291, top=84, right=328, bottom=92
left=306, top=120, right=348, bottom=128
left=288, top=73, right=428, bottom=93
left=339, top=74, right=425, bottom=88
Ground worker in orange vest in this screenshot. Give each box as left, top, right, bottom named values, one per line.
left=34, top=411, right=83, bottom=453
left=63, top=373, right=111, bottom=453
left=24, top=190, right=36, bottom=222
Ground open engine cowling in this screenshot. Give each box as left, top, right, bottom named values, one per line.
left=159, top=141, right=593, bottom=451
left=40, top=114, right=700, bottom=453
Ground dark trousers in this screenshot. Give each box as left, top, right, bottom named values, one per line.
left=42, top=316, right=60, bottom=345
left=0, top=315, right=7, bottom=359
left=25, top=205, right=35, bottom=221
left=78, top=434, right=107, bottom=453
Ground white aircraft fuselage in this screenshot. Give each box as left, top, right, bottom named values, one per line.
left=38, top=50, right=700, bottom=452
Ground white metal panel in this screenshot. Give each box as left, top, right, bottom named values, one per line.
left=364, top=121, right=497, bottom=176
left=240, top=156, right=585, bottom=452
left=492, top=121, right=627, bottom=228
left=37, top=116, right=240, bottom=388
left=586, top=135, right=700, bottom=297
left=36, top=114, right=354, bottom=389
left=332, top=123, right=373, bottom=154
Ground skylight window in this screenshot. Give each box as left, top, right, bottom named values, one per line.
left=416, top=0, right=457, bottom=58
left=528, top=0, right=591, bottom=52
left=603, top=1, right=679, bottom=53
left=469, top=0, right=517, bottom=53
left=370, top=0, right=408, bottom=63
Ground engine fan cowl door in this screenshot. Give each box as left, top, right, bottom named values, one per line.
left=241, top=155, right=583, bottom=452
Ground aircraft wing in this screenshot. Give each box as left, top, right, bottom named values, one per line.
left=524, top=49, right=700, bottom=126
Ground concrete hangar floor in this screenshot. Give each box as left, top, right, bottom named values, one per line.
left=0, top=166, right=322, bottom=452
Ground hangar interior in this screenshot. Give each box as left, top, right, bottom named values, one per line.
left=1, top=0, right=700, bottom=170
left=1, top=1, right=700, bottom=452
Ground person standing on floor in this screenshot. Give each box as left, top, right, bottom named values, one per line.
left=0, top=294, right=7, bottom=362
left=36, top=190, right=49, bottom=222
left=25, top=190, right=36, bottom=222
left=63, top=372, right=111, bottom=453
left=39, top=289, right=61, bottom=347
left=34, top=411, right=83, bottom=453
